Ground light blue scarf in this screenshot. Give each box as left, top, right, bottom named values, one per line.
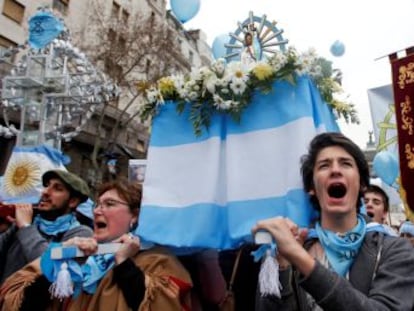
left=315, top=214, right=366, bottom=277
left=42, top=246, right=115, bottom=296
left=81, top=254, right=115, bottom=294
left=34, top=213, right=80, bottom=237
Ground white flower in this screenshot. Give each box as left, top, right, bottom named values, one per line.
left=222, top=100, right=233, bottom=110
left=204, top=73, right=219, bottom=94
left=216, top=78, right=228, bottom=88
left=146, top=87, right=164, bottom=105
left=213, top=94, right=224, bottom=108
left=221, top=87, right=230, bottom=95
left=230, top=79, right=247, bottom=95
left=171, top=74, right=185, bottom=92
left=225, top=62, right=249, bottom=83
left=188, top=91, right=198, bottom=101
left=268, top=51, right=287, bottom=71
left=146, top=87, right=159, bottom=103
left=213, top=94, right=233, bottom=110
left=198, top=66, right=213, bottom=79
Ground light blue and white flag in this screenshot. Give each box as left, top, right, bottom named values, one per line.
left=137, top=76, right=340, bottom=250
left=367, top=85, right=403, bottom=209
left=367, top=84, right=398, bottom=153
left=0, top=144, right=69, bottom=204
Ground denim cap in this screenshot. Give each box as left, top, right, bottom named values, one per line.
left=42, top=169, right=90, bottom=203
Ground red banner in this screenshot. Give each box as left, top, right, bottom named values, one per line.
left=391, top=52, right=414, bottom=213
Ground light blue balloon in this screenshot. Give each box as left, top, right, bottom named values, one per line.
left=330, top=40, right=345, bottom=57
left=28, top=11, right=64, bottom=49
left=212, top=34, right=231, bottom=59
left=170, top=0, right=200, bottom=23
left=373, top=151, right=399, bottom=186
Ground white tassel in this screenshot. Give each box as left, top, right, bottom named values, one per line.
left=49, top=262, right=73, bottom=300
left=258, top=249, right=282, bottom=298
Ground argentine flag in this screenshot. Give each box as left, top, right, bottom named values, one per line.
left=137, top=76, right=340, bottom=250
left=0, top=144, right=69, bottom=204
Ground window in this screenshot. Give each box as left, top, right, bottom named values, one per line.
left=112, top=1, right=120, bottom=19
left=0, top=35, right=17, bottom=50
left=52, top=0, right=69, bottom=15
left=2, top=0, right=25, bottom=24
left=0, top=35, right=17, bottom=62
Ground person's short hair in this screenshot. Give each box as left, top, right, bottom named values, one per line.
left=300, top=132, right=370, bottom=213
left=96, top=178, right=142, bottom=214
left=42, top=170, right=90, bottom=203
left=364, top=184, right=390, bottom=212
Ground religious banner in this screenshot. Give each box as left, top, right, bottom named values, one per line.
left=367, top=85, right=398, bottom=152
left=390, top=52, right=414, bottom=213
left=137, top=76, right=340, bottom=250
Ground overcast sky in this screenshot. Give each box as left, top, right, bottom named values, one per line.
left=169, top=0, right=414, bottom=147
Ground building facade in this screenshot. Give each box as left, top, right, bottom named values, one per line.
left=0, top=0, right=213, bottom=190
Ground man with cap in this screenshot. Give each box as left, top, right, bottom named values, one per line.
left=0, top=169, right=93, bottom=283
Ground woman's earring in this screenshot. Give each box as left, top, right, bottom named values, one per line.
left=129, top=221, right=137, bottom=231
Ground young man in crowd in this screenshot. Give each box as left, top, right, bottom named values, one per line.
left=363, top=184, right=398, bottom=236
left=0, top=170, right=93, bottom=283
left=254, top=132, right=414, bottom=310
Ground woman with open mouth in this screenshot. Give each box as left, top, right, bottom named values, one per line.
left=0, top=178, right=192, bottom=311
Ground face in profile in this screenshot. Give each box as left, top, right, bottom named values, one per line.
left=38, top=178, right=75, bottom=213
left=93, top=189, right=137, bottom=242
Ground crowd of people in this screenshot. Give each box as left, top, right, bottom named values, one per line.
left=1, top=132, right=414, bottom=311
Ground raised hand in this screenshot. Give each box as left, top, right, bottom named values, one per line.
left=14, top=203, right=34, bottom=229
left=114, top=233, right=141, bottom=265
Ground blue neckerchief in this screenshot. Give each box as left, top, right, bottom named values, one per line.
left=41, top=243, right=84, bottom=298
left=41, top=230, right=150, bottom=297
left=41, top=246, right=115, bottom=296
left=315, top=214, right=366, bottom=277
left=81, top=254, right=115, bottom=294
left=34, top=213, right=80, bottom=237
left=366, top=222, right=398, bottom=236
left=251, top=242, right=277, bottom=262
left=307, top=218, right=398, bottom=239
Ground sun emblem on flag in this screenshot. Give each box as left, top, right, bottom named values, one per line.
left=3, top=158, right=42, bottom=196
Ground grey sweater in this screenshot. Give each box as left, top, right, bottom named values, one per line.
left=0, top=223, right=93, bottom=283
left=256, top=231, right=414, bottom=311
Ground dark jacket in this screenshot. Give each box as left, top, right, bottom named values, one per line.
left=0, top=223, right=92, bottom=283
left=256, top=231, right=414, bottom=311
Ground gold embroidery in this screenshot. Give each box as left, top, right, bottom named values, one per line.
left=398, top=62, right=414, bottom=89
left=405, top=143, right=414, bottom=169
left=401, top=95, right=414, bottom=135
